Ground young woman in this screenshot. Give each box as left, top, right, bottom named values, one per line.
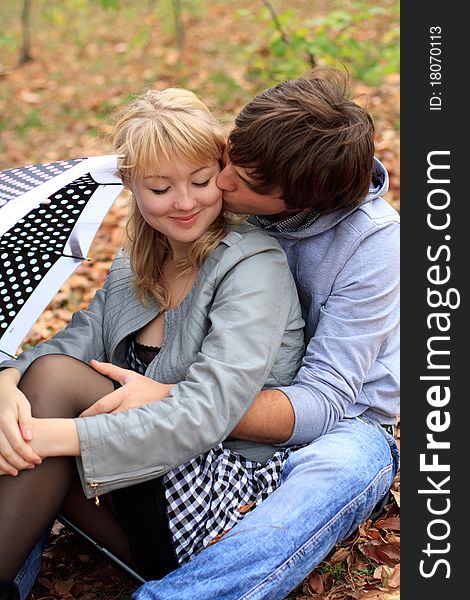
left=0, top=87, right=304, bottom=599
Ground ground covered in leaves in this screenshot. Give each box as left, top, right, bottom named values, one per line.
left=0, top=1, right=400, bottom=598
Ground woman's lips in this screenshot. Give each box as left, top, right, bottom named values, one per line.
left=171, top=212, right=201, bottom=227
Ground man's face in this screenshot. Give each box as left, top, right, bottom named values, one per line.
left=216, top=151, right=288, bottom=216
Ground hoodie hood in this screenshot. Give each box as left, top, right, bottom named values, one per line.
left=251, top=157, right=389, bottom=240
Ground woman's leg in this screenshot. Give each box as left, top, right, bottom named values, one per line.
left=0, top=355, right=135, bottom=581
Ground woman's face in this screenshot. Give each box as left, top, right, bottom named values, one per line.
left=130, top=157, right=222, bottom=259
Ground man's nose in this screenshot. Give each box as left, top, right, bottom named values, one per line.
left=216, top=165, right=236, bottom=191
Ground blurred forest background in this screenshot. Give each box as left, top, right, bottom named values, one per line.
left=0, top=1, right=400, bottom=598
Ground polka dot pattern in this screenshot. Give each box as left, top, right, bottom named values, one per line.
left=0, top=159, right=84, bottom=207
left=0, top=172, right=99, bottom=333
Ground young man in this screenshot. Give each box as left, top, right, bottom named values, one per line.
left=129, top=68, right=400, bottom=599
left=14, top=67, right=399, bottom=600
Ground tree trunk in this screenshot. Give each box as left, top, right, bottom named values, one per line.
left=172, top=0, right=185, bottom=51
left=20, top=0, right=33, bottom=64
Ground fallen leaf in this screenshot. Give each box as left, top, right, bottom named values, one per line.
left=390, top=489, right=400, bottom=507
left=307, top=572, right=324, bottom=594
left=330, top=546, right=350, bottom=564
left=238, top=502, right=256, bottom=514
left=20, top=90, right=40, bottom=103
left=360, top=591, right=400, bottom=600
left=208, top=529, right=231, bottom=545
left=389, top=564, right=400, bottom=588
left=359, top=541, right=400, bottom=567
left=374, top=516, right=400, bottom=531
left=54, top=578, right=75, bottom=595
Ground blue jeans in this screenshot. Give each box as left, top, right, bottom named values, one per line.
left=132, top=417, right=399, bottom=600
left=16, top=417, right=398, bottom=600
left=14, top=530, right=49, bottom=600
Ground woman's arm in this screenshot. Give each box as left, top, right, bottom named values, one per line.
left=29, top=418, right=80, bottom=458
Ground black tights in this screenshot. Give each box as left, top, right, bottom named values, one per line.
left=0, top=355, right=176, bottom=582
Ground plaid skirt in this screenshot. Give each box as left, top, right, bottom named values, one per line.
left=163, top=444, right=296, bottom=565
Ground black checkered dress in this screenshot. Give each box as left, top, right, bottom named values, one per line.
left=127, top=338, right=296, bottom=565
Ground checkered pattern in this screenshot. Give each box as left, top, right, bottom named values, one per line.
left=163, top=443, right=296, bottom=565
left=126, top=337, right=151, bottom=374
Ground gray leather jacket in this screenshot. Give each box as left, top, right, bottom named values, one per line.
left=5, top=223, right=304, bottom=498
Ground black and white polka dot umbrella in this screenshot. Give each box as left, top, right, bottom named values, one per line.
left=0, top=155, right=123, bottom=361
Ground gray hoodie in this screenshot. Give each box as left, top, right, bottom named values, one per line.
left=260, top=158, right=400, bottom=444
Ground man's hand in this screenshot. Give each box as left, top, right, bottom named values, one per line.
left=80, top=360, right=173, bottom=417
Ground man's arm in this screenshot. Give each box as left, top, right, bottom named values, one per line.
left=230, top=389, right=295, bottom=444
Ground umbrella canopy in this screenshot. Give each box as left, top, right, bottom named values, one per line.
left=0, top=155, right=123, bottom=361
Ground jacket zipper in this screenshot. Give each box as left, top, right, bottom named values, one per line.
left=87, top=466, right=166, bottom=504
left=89, top=482, right=100, bottom=506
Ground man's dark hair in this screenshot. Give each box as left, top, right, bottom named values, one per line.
left=228, top=67, right=375, bottom=214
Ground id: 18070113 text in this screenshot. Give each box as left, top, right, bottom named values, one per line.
left=429, top=26, right=443, bottom=111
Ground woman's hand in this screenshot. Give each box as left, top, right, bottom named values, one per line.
left=0, top=368, right=42, bottom=476
left=80, top=360, right=173, bottom=417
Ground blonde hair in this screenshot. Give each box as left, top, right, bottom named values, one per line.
left=111, top=87, right=228, bottom=308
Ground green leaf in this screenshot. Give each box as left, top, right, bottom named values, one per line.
left=100, top=0, right=120, bottom=10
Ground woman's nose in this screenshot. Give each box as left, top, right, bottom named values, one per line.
left=174, top=189, right=197, bottom=211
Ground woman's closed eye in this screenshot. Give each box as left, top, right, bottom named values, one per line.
left=151, top=187, right=170, bottom=195
left=193, top=178, right=211, bottom=188
left=150, top=179, right=211, bottom=195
